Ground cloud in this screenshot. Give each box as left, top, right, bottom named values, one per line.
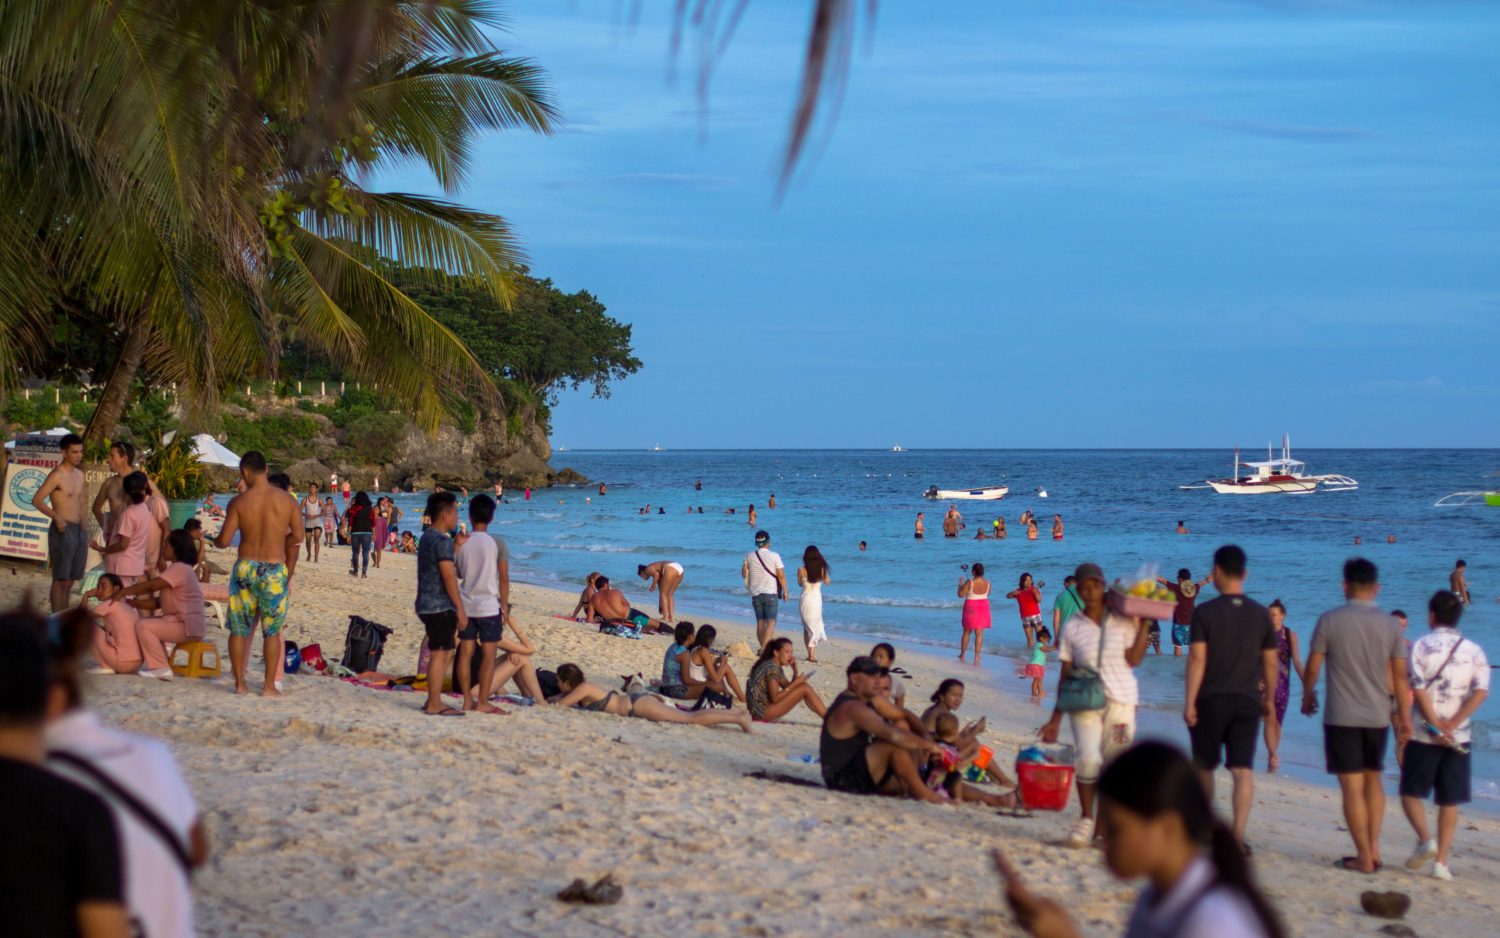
left=1167, top=110, right=1373, bottom=143
left=544, top=172, right=738, bottom=191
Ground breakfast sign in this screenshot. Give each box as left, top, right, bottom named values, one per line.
left=0, top=435, right=62, bottom=563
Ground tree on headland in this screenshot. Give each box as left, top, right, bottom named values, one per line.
left=0, top=0, right=558, bottom=444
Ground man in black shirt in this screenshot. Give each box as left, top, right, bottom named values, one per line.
left=1184, top=545, right=1278, bottom=848
left=0, top=612, right=128, bottom=938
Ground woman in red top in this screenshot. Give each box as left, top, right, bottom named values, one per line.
left=1006, top=572, right=1045, bottom=648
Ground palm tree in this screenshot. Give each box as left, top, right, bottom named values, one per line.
left=0, top=0, right=558, bottom=443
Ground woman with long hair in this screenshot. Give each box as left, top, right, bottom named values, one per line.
left=345, top=491, right=374, bottom=577
left=1006, top=572, right=1044, bottom=648
left=797, top=545, right=830, bottom=662
left=684, top=625, right=746, bottom=704
left=1263, top=599, right=1304, bottom=774
left=997, top=741, right=1284, bottom=938
left=550, top=664, right=752, bottom=732
left=371, top=497, right=390, bottom=569
left=745, top=638, right=827, bottom=721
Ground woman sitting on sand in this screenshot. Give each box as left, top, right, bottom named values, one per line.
left=746, top=638, right=827, bottom=721
left=571, top=572, right=602, bottom=620
left=683, top=625, right=746, bottom=704
left=551, top=664, right=752, bottom=732
left=921, top=679, right=988, bottom=762
left=997, top=742, right=1283, bottom=938
left=78, top=574, right=142, bottom=675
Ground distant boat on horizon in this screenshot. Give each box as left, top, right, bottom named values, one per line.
left=891, top=444, right=905, bottom=452
left=651, top=443, right=664, bottom=452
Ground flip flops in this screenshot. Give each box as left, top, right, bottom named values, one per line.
left=423, top=706, right=465, bottom=717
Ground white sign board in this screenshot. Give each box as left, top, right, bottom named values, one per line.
left=0, top=437, right=62, bottom=563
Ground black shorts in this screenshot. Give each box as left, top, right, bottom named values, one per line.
left=418, top=611, right=459, bottom=651
left=823, top=751, right=881, bottom=795
left=1324, top=725, right=1389, bottom=775
left=1399, top=741, right=1471, bottom=806
left=458, top=614, right=503, bottom=644
left=1190, top=695, right=1262, bottom=770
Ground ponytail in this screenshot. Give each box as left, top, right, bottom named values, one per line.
left=930, top=678, right=964, bottom=704
left=1099, top=742, right=1285, bottom=938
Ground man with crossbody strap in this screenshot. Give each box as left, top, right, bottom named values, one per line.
left=1399, top=590, right=1489, bottom=880
left=741, top=530, right=787, bottom=649
left=1039, top=562, right=1153, bottom=849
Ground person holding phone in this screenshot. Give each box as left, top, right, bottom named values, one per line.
left=993, top=742, right=1284, bottom=938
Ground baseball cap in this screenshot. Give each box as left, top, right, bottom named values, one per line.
left=754, top=530, right=770, bottom=546
left=846, top=655, right=887, bottom=677
left=1074, top=562, right=1106, bottom=585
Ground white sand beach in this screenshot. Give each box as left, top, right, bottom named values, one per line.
left=4, top=545, right=1498, bottom=938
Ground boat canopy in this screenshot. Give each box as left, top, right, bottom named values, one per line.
left=1239, top=458, right=1306, bottom=471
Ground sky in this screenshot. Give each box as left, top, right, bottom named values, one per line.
left=374, top=0, right=1500, bottom=448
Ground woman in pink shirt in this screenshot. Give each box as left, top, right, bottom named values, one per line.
left=92, top=471, right=153, bottom=586
left=80, top=574, right=144, bottom=674
left=118, top=530, right=206, bottom=680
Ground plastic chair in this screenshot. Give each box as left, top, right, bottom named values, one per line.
left=201, top=583, right=230, bottom=630
left=169, top=641, right=222, bottom=679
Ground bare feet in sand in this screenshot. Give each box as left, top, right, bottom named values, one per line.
left=737, top=712, right=754, bottom=733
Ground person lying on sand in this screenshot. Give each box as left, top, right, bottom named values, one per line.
left=746, top=639, right=826, bottom=721
left=550, top=664, right=752, bottom=732
left=819, top=656, right=944, bottom=802
left=683, top=625, right=746, bottom=704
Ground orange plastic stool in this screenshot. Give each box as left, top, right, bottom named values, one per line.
left=169, top=641, right=222, bottom=679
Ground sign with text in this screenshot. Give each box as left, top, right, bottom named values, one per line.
left=0, top=437, right=62, bottom=563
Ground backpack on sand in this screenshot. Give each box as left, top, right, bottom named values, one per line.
left=341, top=616, right=393, bottom=673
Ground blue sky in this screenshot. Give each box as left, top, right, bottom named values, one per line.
left=375, top=0, right=1500, bottom=448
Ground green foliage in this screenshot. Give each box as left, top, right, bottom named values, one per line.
left=2, top=394, right=63, bottom=430
left=144, top=432, right=211, bottom=500
left=219, top=413, right=321, bottom=462
left=327, top=387, right=385, bottom=429
left=121, top=391, right=176, bottom=444
left=344, top=413, right=407, bottom=465
left=67, top=399, right=94, bottom=423
left=450, top=398, right=477, bottom=435
left=392, top=267, right=641, bottom=414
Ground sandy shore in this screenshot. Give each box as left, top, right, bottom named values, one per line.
left=3, top=542, right=1498, bottom=937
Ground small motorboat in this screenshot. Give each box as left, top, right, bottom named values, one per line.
left=924, top=484, right=1008, bottom=501
left=891, top=444, right=905, bottom=452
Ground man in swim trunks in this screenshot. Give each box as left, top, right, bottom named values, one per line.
left=914, top=512, right=924, bottom=539
left=589, top=576, right=666, bottom=634
left=214, top=451, right=301, bottom=696
left=943, top=504, right=962, bottom=538
left=1158, top=568, right=1211, bottom=658
left=1450, top=560, right=1469, bottom=605
left=32, top=433, right=86, bottom=613
left=820, top=656, right=943, bottom=801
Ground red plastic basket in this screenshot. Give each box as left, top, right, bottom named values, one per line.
left=1017, top=762, right=1075, bottom=811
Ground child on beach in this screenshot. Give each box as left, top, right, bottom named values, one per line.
left=1025, top=627, right=1054, bottom=700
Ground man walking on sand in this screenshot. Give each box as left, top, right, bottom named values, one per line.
left=742, top=530, right=787, bottom=649
left=416, top=491, right=466, bottom=717
left=1302, top=558, right=1411, bottom=874
left=1184, top=544, right=1278, bottom=849
left=1400, top=590, right=1488, bottom=880
left=213, top=452, right=300, bottom=696
left=32, top=433, right=87, bottom=613
left=820, top=656, right=943, bottom=802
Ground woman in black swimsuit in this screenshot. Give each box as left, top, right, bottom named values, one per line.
left=550, top=664, right=753, bottom=732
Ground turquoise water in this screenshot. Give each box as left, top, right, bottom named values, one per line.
left=382, top=448, right=1500, bottom=798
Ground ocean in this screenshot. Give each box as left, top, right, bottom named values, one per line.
left=383, top=448, right=1500, bottom=800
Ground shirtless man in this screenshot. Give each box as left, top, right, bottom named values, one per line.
left=91, top=441, right=170, bottom=572
left=943, top=504, right=963, bottom=538
left=1176, top=520, right=1190, bottom=535
left=299, top=483, right=323, bottom=563
left=1052, top=514, right=1064, bottom=540
left=32, top=434, right=87, bottom=612
left=214, top=452, right=301, bottom=696
left=1451, top=559, right=1470, bottom=605
left=914, top=512, right=925, bottom=540
left=588, top=576, right=667, bottom=633
left=820, top=657, right=943, bottom=802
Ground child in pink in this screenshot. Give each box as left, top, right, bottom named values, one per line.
left=85, top=574, right=144, bottom=673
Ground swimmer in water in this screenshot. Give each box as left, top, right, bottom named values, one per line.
left=914, top=512, right=925, bottom=539
left=1176, top=520, right=1190, bottom=534
left=1052, top=514, right=1064, bottom=540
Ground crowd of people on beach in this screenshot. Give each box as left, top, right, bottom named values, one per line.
left=12, top=442, right=1493, bottom=938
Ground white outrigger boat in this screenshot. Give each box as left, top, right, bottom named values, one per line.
left=1190, top=437, right=1358, bottom=495
left=924, top=484, right=1008, bottom=501
left=1435, top=491, right=1500, bottom=507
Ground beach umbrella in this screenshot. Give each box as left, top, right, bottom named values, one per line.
left=190, top=433, right=241, bottom=468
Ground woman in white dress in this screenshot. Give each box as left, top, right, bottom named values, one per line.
left=797, top=545, right=830, bottom=662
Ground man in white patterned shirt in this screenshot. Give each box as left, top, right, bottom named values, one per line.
left=1399, top=590, right=1489, bottom=881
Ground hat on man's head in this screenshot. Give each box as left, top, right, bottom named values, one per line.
left=846, top=655, right=887, bottom=677
left=754, top=530, right=770, bottom=546
left=1074, top=562, right=1106, bottom=585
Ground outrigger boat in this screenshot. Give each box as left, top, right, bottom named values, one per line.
left=1435, top=491, right=1500, bottom=507
left=1187, top=437, right=1358, bottom=495
left=924, top=484, right=1008, bottom=501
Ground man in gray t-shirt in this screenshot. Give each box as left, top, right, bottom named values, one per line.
left=1303, top=558, right=1411, bottom=875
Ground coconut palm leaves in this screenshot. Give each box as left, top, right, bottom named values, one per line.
left=0, top=0, right=558, bottom=440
